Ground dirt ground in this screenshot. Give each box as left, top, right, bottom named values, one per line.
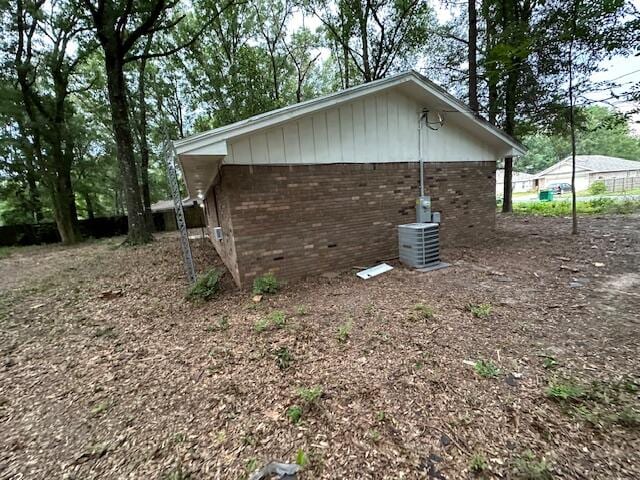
left=1, top=214, right=639, bottom=480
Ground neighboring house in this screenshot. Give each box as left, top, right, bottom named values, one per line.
left=174, top=70, right=525, bottom=288
left=496, top=169, right=536, bottom=195
left=150, top=198, right=204, bottom=231
left=535, top=155, right=640, bottom=192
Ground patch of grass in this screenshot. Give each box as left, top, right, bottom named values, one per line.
left=0, top=246, right=17, bottom=259
left=269, top=310, right=286, bottom=328
left=90, top=401, right=110, bottom=415
left=469, top=453, right=488, bottom=473
left=245, top=458, right=258, bottom=474
left=547, top=381, right=585, bottom=401
left=513, top=451, right=552, bottom=480
left=474, top=359, right=500, bottom=379
left=252, top=273, right=279, bottom=294
left=94, top=326, right=117, bottom=339
left=375, top=411, right=386, bottom=422
left=287, top=405, right=303, bottom=424
left=337, top=321, right=353, bottom=343
left=467, top=303, right=492, bottom=319
left=297, top=385, right=323, bottom=403
left=254, top=317, right=270, bottom=333
left=296, top=305, right=308, bottom=316
left=295, top=448, right=309, bottom=467
left=542, top=356, right=558, bottom=369
left=275, top=346, right=293, bottom=370
left=368, top=429, right=381, bottom=442
left=186, top=269, right=222, bottom=301
left=616, top=406, right=640, bottom=428
left=512, top=198, right=640, bottom=216
left=164, top=464, right=191, bottom=480
left=414, top=303, right=435, bottom=319
left=217, top=315, right=230, bottom=330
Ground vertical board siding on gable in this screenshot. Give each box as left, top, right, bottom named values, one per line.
left=225, top=90, right=497, bottom=165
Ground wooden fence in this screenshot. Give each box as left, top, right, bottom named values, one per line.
left=604, top=177, right=640, bottom=193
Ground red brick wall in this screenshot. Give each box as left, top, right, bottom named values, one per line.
left=207, top=161, right=495, bottom=288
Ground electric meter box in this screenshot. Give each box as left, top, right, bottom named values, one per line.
left=416, top=196, right=432, bottom=223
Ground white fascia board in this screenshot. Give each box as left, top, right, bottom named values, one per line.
left=175, top=139, right=228, bottom=156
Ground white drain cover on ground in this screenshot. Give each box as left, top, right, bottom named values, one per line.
left=356, top=263, right=394, bottom=279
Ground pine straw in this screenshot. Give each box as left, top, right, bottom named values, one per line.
left=1, top=215, right=639, bottom=479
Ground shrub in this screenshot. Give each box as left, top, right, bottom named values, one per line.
left=253, top=273, right=279, bottom=294
left=511, top=198, right=640, bottom=216
left=187, top=269, right=222, bottom=301
left=588, top=180, right=606, bottom=195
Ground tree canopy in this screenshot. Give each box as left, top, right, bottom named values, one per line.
left=0, top=0, right=638, bottom=238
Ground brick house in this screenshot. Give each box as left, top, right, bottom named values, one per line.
left=174, top=70, right=525, bottom=288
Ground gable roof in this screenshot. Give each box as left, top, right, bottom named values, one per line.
left=496, top=169, right=535, bottom=182
left=173, top=70, right=526, bottom=157
left=535, top=155, right=640, bottom=177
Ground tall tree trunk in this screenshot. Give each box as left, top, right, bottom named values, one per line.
left=569, top=4, right=578, bottom=235
left=83, top=192, right=95, bottom=220
left=502, top=67, right=517, bottom=213
left=468, top=0, right=479, bottom=114
left=103, top=49, right=152, bottom=244
left=136, top=40, right=154, bottom=230
left=51, top=168, right=81, bottom=243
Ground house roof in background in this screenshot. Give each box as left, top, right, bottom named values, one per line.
left=536, top=155, right=640, bottom=177
left=173, top=70, right=526, bottom=157
left=496, top=169, right=536, bottom=182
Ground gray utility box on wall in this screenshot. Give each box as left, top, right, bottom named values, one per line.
left=398, top=222, right=441, bottom=269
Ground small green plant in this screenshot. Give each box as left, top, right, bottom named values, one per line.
left=467, top=303, right=492, bottom=318
left=187, top=269, right=222, bottom=301
left=246, top=458, right=258, bottom=474
left=542, top=356, right=558, bottom=369
left=470, top=453, right=488, bottom=473
left=513, top=451, right=552, bottom=480
left=414, top=303, right=434, bottom=319
left=91, top=401, right=110, bottom=415
left=270, top=310, right=286, bottom=328
left=588, top=180, right=606, bottom=195
left=287, top=405, right=303, bottom=424
left=616, top=407, right=640, bottom=428
left=252, top=273, right=279, bottom=294
left=296, top=305, right=308, bottom=316
left=547, top=381, right=585, bottom=402
left=474, top=359, right=500, bottom=378
left=254, top=317, right=270, bottom=333
left=275, top=346, right=293, bottom=370
left=164, top=464, right=191, bottom=480
left=375, top=411, right=386, bottom=422
left=295, top=449, right=309, bottom=467
left=337, top=321, right=353, bottom=343
left=217, top=315, right=230, bottom=330
left=94, top=326, right=117, bottom=339
left=297, top=385, right=323, bottom=403
left=369, top=429, right=381, bottom=442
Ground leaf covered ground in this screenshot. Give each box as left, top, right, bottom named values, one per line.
left=1, top=215, right=639, bottom=479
